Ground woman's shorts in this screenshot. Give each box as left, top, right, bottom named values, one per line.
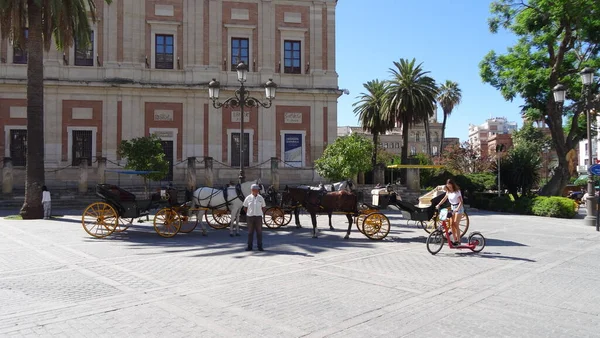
left=450, top=204, right=464, bottom=215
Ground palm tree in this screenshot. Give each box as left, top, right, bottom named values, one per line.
left=383, top=59, right=438, bottom=180
left=353, top=80, right=394, bottom=167
left=437, top=80, right=462, bottom=157
left=0, top=0, right=110, bottom=219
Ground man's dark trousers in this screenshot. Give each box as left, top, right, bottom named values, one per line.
left=247, top=216, right=263, bottom=249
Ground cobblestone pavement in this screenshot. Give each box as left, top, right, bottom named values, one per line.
left=1, top=209, right=599, bottom=337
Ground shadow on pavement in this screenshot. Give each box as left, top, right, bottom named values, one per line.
left=455, top=251, right=536, bottom=262
left=483, top=238, right=527, bottom=247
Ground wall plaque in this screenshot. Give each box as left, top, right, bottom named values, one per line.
left=284, top=112, right=302, bottom=124
left=9, top=106, right=26, bottom=119
left=231, top=111, right=250, bottom=123
left=153, top=131, right=173, bottom=138
left=155, top=4, right=174, bottom=17
left=154, top=110, right=173, bottom=121
left=72, top=107, right=93, bottom=119
left=231, top=8, right=249, bottom=20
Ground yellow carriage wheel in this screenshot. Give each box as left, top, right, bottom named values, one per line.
left=205, top=210, right=231, bottom=229
left=362, top=213, right=390, bottom=240
left=153, top=208, right=182, bottom=238
left=115, top=217, right=134, bottom=232
left=178, top=210, right=199, bottom=233
left=264, top=207, right=285, bottom=229
left=355, top=209, right=377, bottom=234
left=82, top=202, right=118, bottom=239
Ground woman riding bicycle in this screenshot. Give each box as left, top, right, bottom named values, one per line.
left=435, top=179, right=464, bottom=246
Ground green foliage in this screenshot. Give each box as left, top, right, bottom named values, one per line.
left=531, top=196, right=577, bottom=218
left=498, top=144, right=542, bottom=199
left=117, top=135, right=170, bottom=182
left=513, top=122, right=551, bottom=151
left=315, top=133, right=374, bottom=181
left=573, top=177, right=588, bottom=186
left=467, top=173, right=498, bottom=191
left=513, top=197, right=535, bottom=215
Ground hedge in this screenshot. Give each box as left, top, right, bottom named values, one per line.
left=470, top=194, right=576, bottom=219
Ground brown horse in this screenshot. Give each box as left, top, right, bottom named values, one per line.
left=282, top=186, right=358, bottom=239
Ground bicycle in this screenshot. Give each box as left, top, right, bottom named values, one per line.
left=425, top=208, right=486, bottom=255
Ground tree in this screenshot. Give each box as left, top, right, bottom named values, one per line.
left=479, top=0, right=600, bottom=196
left=437, top=80, right=462, bottom=156
left=117, top=135, right=170, bottom=188
left=513, top=121, right=552, bottom=151
left=435, top=141, right=494, bottom=175
left=383, top=58, right=438, bottom=180
left=498, top=145, right=542, bottom=200
left=353, top=80, right=394, bottom=167
left=314, top=133, right=374, bottom=182
left=0, top=0, right=111, bottom=219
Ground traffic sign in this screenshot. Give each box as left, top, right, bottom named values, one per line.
left=588, top=164, right=600, bottom=175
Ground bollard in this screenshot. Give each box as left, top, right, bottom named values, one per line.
left=374, top=164, right=384, bottom=185
left=186, top=157, right=196, bottom=191
left=98, top=157, right=107, bottom=184
left=204, top=157, right=214, bottom=187
left=406, top=168, right=421, bottom=191
left=2, top=158, right=13, bottom=194
left=79, top=159, right=88, bottom=193
left=271, top=157, right=279, bottom=190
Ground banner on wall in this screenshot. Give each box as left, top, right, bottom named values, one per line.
left=284, top=133, right=303, bottom=166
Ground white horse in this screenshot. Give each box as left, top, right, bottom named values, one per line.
left=191, top=179, right=262, bottom=236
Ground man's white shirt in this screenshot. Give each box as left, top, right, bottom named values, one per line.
left=243, top=194, right=266, bottom=216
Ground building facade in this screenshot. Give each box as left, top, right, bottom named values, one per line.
left=0, top=0, right=340, bottom=187
left=468, top=117, right=518, bottom=157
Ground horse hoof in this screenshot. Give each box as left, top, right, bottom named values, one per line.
left=235, top=233, right=240, bottom=237
left=344, top=235, right=349, bottom=240
left=229, top=234, right=234, bottom=237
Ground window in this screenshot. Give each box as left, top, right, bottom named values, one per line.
left=9, top=130, right=27, bottom=167
left=585, top=159, right=589, bottom=165
left=13, top=28, right=28, bottom=64
left=585, top=143, right=588, bottom=151
left=155, top=34, right=174, bottom=69
left=74, top=31, right=94, bottom=66
left=72, top=130, right=93, bottom=166
left=231, top=132, right=250, bottom=167
left=415, top=132, right=420, bottom=142
left=231, top=38, right=249, bottom=71
left=410, top=146, right=416, bottom=156
left=383, top=143, right=388, bottom=148
left=284, top=40, right=301, bottom=74
left=396, top=142, right=400, bottom=148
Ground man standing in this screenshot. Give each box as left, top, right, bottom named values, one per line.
left=244, top=184, right=266, bottom=251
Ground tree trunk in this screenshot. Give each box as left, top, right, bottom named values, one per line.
left=424, top=118, right=432, bottom=157
left=400, top=115, right=409, bottom=184
left=540, top=101, right=572, bottom=196
left=20, top=1, right=46, bottom=219
left=372, top=132, right=379, bottom=168
left=440, top=112, right=448, bottom=157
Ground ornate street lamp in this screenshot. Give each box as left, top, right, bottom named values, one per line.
left=581, top=67, right=597, bottom=227
left=208, top=62, right=277, bottom=183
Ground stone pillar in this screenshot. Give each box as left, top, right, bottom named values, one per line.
left=271, top=157, right=279, bottom=190
left=79, top=160, right=88, bottom=193
left=358, top=172, right=365, bottom=185
left=373, top=164, right=385, bottom=185
left=2, top=158, right=13, bottom=194
left=98, top=157, right=107, bottom=184
left=204, top=157, right=214, bottom=187
left=187, top=157, right=197, bottom=191
left=406, top=168, right=421, bottom=191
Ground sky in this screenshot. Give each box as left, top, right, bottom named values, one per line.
left=334, top=0, right=525, bottom=142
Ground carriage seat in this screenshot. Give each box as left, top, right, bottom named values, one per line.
left=97, top=184, right=136, bottom=202
left=361, top=203, right=380, bottom=210
left=395, top=200, right=419, bottom=213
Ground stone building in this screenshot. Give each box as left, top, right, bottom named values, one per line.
left=468, top=117, right=518, bottom=158
left=0, top=0, right=341, bottom=188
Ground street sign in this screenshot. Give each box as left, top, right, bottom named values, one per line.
left=588, top=164, right=600, bottom=176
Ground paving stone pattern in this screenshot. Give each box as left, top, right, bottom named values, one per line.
left=0, top=210, right=599, bottom=337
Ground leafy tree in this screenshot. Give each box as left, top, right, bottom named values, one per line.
left=498, top=145, right=542, bottom=200
left=0, top=0, right=111, bottom=219
left=353, top=80, right=394, bottom=167
left=435, top=141, right=494, bottom=175
left=437, top=80, right=462, bottom=156
left=315, top=133, right=374, bottom=181
left=118, top=135, right=170, bottom=186
left=376, top=147, right=400, bottom=166
left=479, top=0, right=600, bottom=196
left=383, top=58, right=438, bottom=179
left=513, top=122, right=552, bottom=151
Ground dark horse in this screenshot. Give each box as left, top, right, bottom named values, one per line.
left=282, top=186, right=358, bottom=239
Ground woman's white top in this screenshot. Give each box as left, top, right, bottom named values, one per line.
left=42, top=191, right=51, bottom=202
left=447, top=190, right=461, bottom=205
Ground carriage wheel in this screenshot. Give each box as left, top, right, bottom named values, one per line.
left=282, top=210, right=293, bottom=226
left=422, top=216, right=440, bottom=234
left=178, top=212, right=199, bottom=233
left=362, top=213, right=390, bottom=240
left=115, top=217, right=134, bottom=232
left=264, top=207, right=285, bottom=229
left=82, top=202, right=118, bottom=238
left=205, top=210, right=230, bottom=229
left=153, top=208, right=182, bottom=238
left=356, top=213, right=367, bottom=234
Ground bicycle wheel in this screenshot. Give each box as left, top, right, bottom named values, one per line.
left=426, top=230, right=445, bottom=255
left=468, top=232, right=486, bottom=253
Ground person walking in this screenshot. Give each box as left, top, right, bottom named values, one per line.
left=42, top=186, right=52, bottom=220
left=243, top=184, right=266, bottom=251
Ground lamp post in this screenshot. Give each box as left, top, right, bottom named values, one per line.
left=542, top=145, right=550, bottom=184
left=581, top=67, right=597, bottom=227
left=208, top=62, right=277, bottom=183
left=496, top=144, right=505, bottom=197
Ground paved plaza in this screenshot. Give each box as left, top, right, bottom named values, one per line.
left=0, top=209, right=599, bottom=337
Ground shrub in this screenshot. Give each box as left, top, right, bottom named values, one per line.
left=489, top=195, right=513, bottom=212
left=531, top=196, right=576, bottom=219
left=513, top=197, right=534, bottom=215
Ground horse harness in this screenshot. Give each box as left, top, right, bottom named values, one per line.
left=194, top=184, right=246, bottom=211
